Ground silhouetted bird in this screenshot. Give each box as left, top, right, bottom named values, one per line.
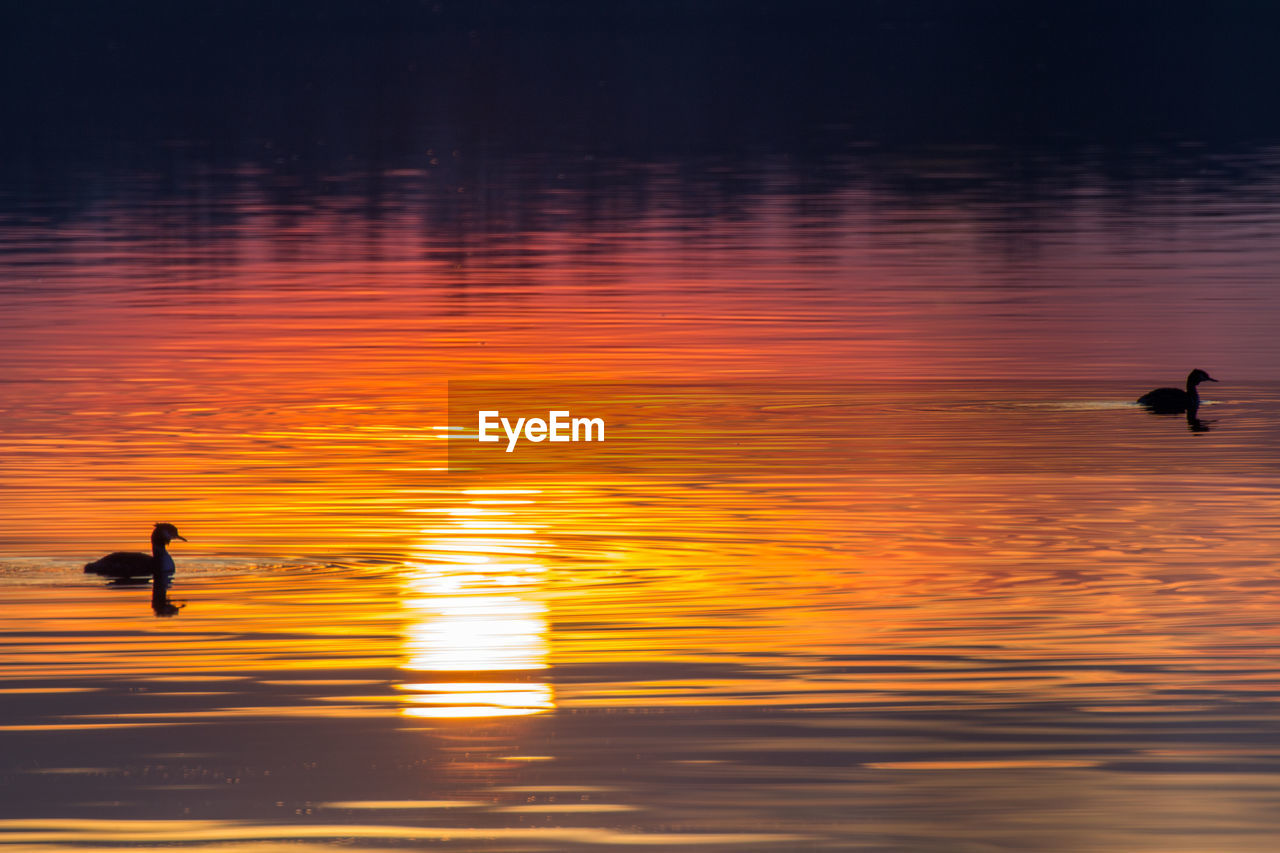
left=84, top=523, right=187, bottom=580
left=1137, top=369, right=1217, bottom=414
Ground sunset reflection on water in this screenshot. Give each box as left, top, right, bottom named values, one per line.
left=399, top=492, right=553, bottom=719
left=5, top=149, right=1280, bottom=850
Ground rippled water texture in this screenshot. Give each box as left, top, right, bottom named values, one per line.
left=5, top=148, right=1280, bottom=851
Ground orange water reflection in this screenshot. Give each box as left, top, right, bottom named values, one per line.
left=398, top=491, right=553, bottom=718
left=7, top=156, right=1280, bottom=847
left=4, top=158, right=1280, bottom=560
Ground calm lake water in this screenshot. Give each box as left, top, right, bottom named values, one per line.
left=4, top=145, right=1280, bottom=851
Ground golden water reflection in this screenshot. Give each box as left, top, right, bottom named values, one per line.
left=398, top=492, right=553, bottom=718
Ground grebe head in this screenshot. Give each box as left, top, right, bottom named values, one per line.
left=152, top=523, right=187, bottom=544
left=1188, top=369, right=1217, bottom=387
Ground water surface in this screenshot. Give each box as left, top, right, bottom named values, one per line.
left=4, top=148, right=1280, bottom=850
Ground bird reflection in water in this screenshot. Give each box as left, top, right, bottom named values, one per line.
left=151, top=570, right=184, bottom=617
left=1186, top=412, right=1212, bottom=433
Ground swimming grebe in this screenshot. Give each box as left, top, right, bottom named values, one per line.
left=84, top=523, right=187, bottom=580
left=1137, top=369, right=1217, bottom=414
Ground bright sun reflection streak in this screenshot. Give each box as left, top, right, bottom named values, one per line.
left=399, top=494, right=553, bottom=719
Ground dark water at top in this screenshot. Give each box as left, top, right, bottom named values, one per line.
left=5, top=3, right=1280, bottom=851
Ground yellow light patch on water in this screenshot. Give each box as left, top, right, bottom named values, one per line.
left=403, top=705, right=547, bottom=719
left=67, top=706, right=391, bottom=720
left=400, top=683, right=553, bottom=713
left=319, top=800, right=486, bottom=810
left=495, top=804, right=641, bottom=813
left=402, top=596, right=548, bottom=672
left=256, top=679, right=385, bottom=686
left=0, top=819, right=806, bottom=845
left=136, top=676, right=249, bottom=682
left=0, top=722, right=196, bottom=731
left=396, top=504, right=555, bottom=719
left=492, top=785, right=620, bottom=793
